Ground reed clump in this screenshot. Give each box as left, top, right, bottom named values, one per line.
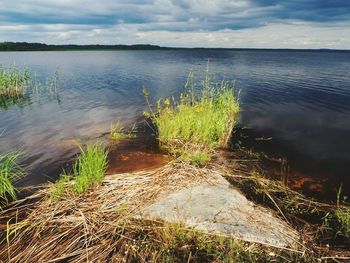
left=0, top=65, right=30, bottom=97
left=0, top=64, right=60, bottom=109
left=144, top=71, right=239, bottom=165
left=0, top=151, right=24, bottom=207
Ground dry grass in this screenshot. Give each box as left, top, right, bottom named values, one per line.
left=0, top=162, right=218, bottom=262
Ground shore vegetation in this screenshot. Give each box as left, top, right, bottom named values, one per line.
left=144, top=71, right=239, bottom=165
left=0, top=151, right=24, bottom=207
left=51, top=142, right=108, bottom=199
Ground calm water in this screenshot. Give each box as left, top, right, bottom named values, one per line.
left=0, top=50, right=349, bottom=198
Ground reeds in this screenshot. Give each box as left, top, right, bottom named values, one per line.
left=144, top=71, right=239, bottom=165
left=0, top=64, right=60, bottom=109
left=0, top=65, right=30, bottom=97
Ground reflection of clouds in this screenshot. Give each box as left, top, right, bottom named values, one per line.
left=242, top=102, right=350, bottom=160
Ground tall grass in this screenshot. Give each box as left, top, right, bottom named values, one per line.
left=0, top=65, right=30, bottom=97
left=0, top=64, right=60, bottom=109
left=144, top=71, right=239, bottom=164
left=51, top=142, right=108, bottom=198
left=0, top=151, right=24, bottom=207
left=73, top=143, right=108, bottom=193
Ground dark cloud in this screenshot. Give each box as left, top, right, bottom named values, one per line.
left=0, top=0, right=349, bottom=47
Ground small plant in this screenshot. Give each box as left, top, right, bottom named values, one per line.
left=0, top=151, right=25, bottom=207
left=73, top=142, right=108, bottom=193
left=51, top=142, right=108, bottom=197
left=144, top=70, right=239, bottom=165
left=50, top=173, right=71, bottom=200
left=110, top=121, right=125, bottom=141
left=110, top=121, right=137, bottom=141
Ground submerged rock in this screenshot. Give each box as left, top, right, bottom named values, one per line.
left=140, top=172, right=299, bottom=248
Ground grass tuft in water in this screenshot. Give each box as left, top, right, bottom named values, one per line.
left=0, top=64, right=60, bottom=109
left=110, top=121, right=137, bottom=141
left=0, top=64, right=30, bottom=97
left=0, top=151, right=25, bottom=207
left=144, top=71, right=239, bottom=165
left=110, top=121, right=125, bottom=141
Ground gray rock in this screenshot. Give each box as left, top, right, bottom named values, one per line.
left=140, top=174, right=299, bottom=248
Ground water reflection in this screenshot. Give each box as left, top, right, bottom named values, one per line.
left=0, top=50, right=349, bottom=196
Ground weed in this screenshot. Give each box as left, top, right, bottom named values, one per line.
left=144, top=71, right=239, bottom=165
left=51, top=142, right=108, bottom=197
left=0, top=64, right=60, bottom=109
left=72, top=142, right=108, bottom=193
left=110, top=121, right=124, bottom=141
left=110, top=121, right=137, bottom=141
left=50, top=173, right=71, bottom=200
left=0, top=151, right=25, bottom=207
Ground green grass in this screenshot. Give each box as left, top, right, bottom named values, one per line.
left=50, top=174, right=70, bottom=200
left=73, top=143, right=108, bottom=193
left=0, top=64, right=60, bottom=109
left=110, top=121, right=125, bottom=141
left=144, top=71, right=239, bottom=165
left=110, top=121, right=137, bottom=141
left=0, top=151, right=24, bottom=207
left=0, top=64, right=30, bottom=97
left=51, top=142, right=108, bottom=198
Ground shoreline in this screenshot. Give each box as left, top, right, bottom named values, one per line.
left=1, top=138, right=349, bottom=261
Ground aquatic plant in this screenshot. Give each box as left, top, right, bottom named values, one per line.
left=0, top=64, right=60, bottom=110
left=0, top=151, right=24, bottom=207
left=0, top=64, right=30, bottom=97
left=110, top=121, right=137, bottom=141
left=110, top=121, right=125, bottom=141
left=144, top=71, right=239, bottom=165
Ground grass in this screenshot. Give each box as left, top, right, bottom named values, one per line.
left=1, top=163, right=315, bottom=262
left=144, top=71, right=239, bottom=165
left=0, top=64, right=30, bottom=97
left=0, top=64, right=60, bottom=109
left=73, top=143, right=108, bottom=193
left=110, top=121, right=125, bottom=140
left=0, top=151, right=24, bottom=207
left=51, top=142, right=108, bottom=198
left=225, top=161, right=350, bottom=248
left=110, top=121, right=137, bottom=141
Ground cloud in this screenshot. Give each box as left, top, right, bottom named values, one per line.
left=0, top=0, right=349, bottom=48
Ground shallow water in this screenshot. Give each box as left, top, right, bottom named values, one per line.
left=0, top=50, right=349, bottom=198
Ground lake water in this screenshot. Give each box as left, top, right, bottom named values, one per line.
left=0, top=50, right=349, bottom=199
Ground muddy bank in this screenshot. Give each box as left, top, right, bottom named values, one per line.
left=107, top=135, right=169, bottom=174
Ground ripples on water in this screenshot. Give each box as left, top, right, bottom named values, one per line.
left=0, top=50, right=349, bottom=198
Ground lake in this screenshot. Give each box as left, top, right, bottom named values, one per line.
left=0, top=50, right=349, bottom=199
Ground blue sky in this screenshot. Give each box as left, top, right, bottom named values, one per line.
left=0, top=0, right=349, bottom=48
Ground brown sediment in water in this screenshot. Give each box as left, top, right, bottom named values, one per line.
left=107, top=135, right=169, bottom=174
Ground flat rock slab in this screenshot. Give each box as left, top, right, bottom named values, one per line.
left=140, top=174, right=299, bottom=248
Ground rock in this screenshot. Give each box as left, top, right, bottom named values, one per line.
left=140, top=173, right=299, bottom=248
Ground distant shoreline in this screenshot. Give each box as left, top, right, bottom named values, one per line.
left=0, top=42, right=349, bottom=52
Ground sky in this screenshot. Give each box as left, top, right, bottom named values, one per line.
left=0, top=0, right=349, bottom=49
